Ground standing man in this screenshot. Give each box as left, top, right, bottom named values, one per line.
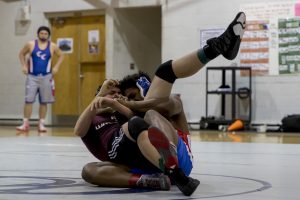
left=17, top=26, right=64, bottom=132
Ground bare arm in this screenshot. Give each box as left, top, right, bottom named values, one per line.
left=110, top=100, right=135, bottom=119
left=117, top=98, right=168, bottom=111
left=74, top=79, right=126, bottom=137
left=117, top=95, right=182, bottom=118
left=74, top=102, right=97, bottom=137
left=74, top=79, right=113, bottom=137
left=51, top=43, right=64, bottom=75
left=74, top=95, right=135, bottom=137
left=19, top=42, right=32, bottom=74
left=91, top=97, right=135, bottom=119
left=74, top=98, right=118, bottom=137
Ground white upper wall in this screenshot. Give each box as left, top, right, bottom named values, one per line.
left=162, top=0, right=300, bottom=124
left=0, top=0, right=299, bottom=124
left=0, top=0, right=159, bottom=119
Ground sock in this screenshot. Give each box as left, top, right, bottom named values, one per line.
left=23, top=118, right=29, bottom=125
left=128, top=174, right=142, bottom=187
left=39, top=118, right=45, bottom=125
left=198, top=45, right=220, bottom=64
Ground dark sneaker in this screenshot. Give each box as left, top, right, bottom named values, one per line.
left=136, top=76, right=151, bottom=98
left=137, top=173, right=171, bottom=190
left=166, top=168, right=200, bottom=196
left=177, top=176, right=200, bottom=196
left=207, top=12, right=246, bottom=60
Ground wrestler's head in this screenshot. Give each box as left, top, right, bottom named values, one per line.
left=37, top=26, right=51, bottom=42
left=95, top=84, right=121, bottom=99
left=119, top=71, right=151, bottom=101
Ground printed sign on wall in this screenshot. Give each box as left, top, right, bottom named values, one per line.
left=240, top=21, right=270, bottom=76
left=241, top=1, right=299, bottom=76
left=200, top=28, right=224, bottom=48
left=88, top=30, right=100, bottom=54
left=278, top=18, right=300, bottom=74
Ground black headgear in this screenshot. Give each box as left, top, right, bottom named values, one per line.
left=37, top=26, right=51, bottom=36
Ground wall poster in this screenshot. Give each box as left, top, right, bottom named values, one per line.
left=278, top=17, right=300, bottom=74
left=57, top=38, right=73, bottom=54
left=240, top=20, right=270, bottom=76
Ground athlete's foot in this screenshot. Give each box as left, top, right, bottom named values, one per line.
left=38, top=123, right=47, bottom=133
left=16, top=123, right=29, bottom=132
left=137, top=174, right=171, bottom=190
left=166, top=168, right=200, bottom=196
left=206, top=12, right=246, bottom=60
left=177, top=176, right=200, bottom=196
left=148, top=126, right=199, bottom=195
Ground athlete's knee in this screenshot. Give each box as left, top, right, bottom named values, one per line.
left=144, top=109, right=160, bottom=124
left=82, top=162, right=116, bottom=185
left=81, top=163, right=96, bottom=184
left=155, top=60, right=177, bottom=84
left=128, top=116, right=150, bottom=141
left=169, top=94, right=184, bottom=114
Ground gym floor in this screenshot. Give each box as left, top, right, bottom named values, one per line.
left=0, top=126, right=299, bottom=200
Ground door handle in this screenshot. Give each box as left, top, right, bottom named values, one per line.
left=79, top=74, right=84, bottom=79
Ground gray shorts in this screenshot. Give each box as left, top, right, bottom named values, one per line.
left=25, top=74, right=55, bottom=104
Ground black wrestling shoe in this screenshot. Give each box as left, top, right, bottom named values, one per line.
left=166, top=168, right=200, bottom=196
left=206, top=12, right=246, bottom=60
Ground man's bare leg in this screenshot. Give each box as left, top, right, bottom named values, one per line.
left=16, top=103, right=33, bottom=131
left=38, top=104, right=47, bottom=132
left=82, top=162, right=132, bottom=186
left=144, top=110, right=178, bottom=146
left=39, top=104, right=47, bottom=119
left=145, top=12, right=246, bottom=100
left=82, top=161, right=171, bottom=190
left=123, top=119, right=199, bottom=196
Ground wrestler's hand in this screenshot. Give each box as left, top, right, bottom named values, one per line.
left=96, top=79, right=119, bottom=97
left=116, top=98, right=136, bottom=109
left=52, top=66, right=59, bottom=75
left=22, top=65, right=28, bottom=75
left=90, top=96, right=115, bottom=111
left=113, top=94, right=128, bottom=101
left=116, top=98, right=168, bottom=112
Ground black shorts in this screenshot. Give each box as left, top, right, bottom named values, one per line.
left=108, top=128, right=159, bottom=172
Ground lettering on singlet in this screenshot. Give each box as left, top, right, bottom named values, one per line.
left=94, top=115, right=118, bottom=130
